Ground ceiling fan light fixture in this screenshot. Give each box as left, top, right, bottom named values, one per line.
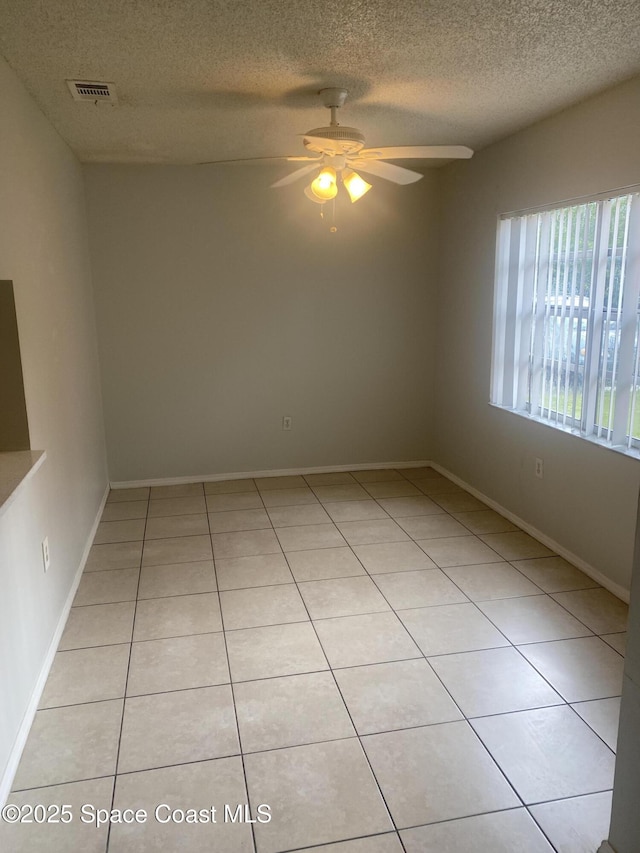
left=304, top=183, right=327, bottom=204
left=342, top=169, right=372, bottom=202
left=310, top=166, right=338, bottom=200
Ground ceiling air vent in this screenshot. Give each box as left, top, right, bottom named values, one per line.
left=66, top=80, right=118, bottom=104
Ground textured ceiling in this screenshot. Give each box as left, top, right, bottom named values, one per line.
left=1, top=0, right=639, bottom=165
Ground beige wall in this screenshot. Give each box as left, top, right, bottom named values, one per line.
left=435, top=75, right=640, bottom=591
left=0, top=57, right=107, bottom=795
left=84, top=165, right=438, bottom=482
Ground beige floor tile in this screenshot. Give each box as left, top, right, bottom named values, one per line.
left=572, top=697, right=621, bottom=751
left=13, top=700, right=123, bottom=790
left=109, top=757, right=252, bottom=852
left=59, top=602, right=135, bottom=650
left=334, top=659, right=462, bottom=734
left=471, top=706, right=615, bottom=803
left=149, top=482, right=204, bottom=498
left=530, top=791, right=613, bottom=853
left=452, top=509, right=519, bottom=534
left=142, top=534, right=213, bottom=566
left=324, top=500, right=390, bottom=522
left=299, top=576, right=390, bottom=619
left=353, top=541, right=436, bottom=574
left=511, top=556, right=599, bottom=593
left=416, top=478, right=464, bottom=495
left=432, top=492, right=489, bottom=513
left=362, top=721, right=518, bottom=828
left=478, top=531, right=554, bottom=560
left=245, top=739, right=393, bottom=853
left=127, top=632, right=229, bottom=695
left=216, top=553, right=293, bottom=590
left=220, top=584, right=308, bottom=630
left=312, top=484, right=371, bottom=502
left=260, top=487, right=319, bottom=507
left=286, top=546, right=366, bottom=581
left=39, top=645, right=129, bottom=709
left=518, top=636, right=624, bottom=702
left=442, top=562, right=542, bottom=601
left=204, top=478, right=257, bottom=494
left=212, top=528, right=281, bottom=559
left=107, top=487, right=149, bottom=503
left=74, top=567, right=139, bottom=606
left=138, top=560, right=216, bottom=598
left=314, top=612, right=420, bottom=668
left=397, top=514, right=472, bottom=539
left=351, top=469, right=404, bottom=483
left=118, top=685, right=238, bottom=773
left=276, top=523, right=346, bottom=552
left=208, top=508, right=271, bottom=533
left=94, top=519, right=145, bottom=545
left=234, top=671, right=354, bottom=752
left=477, top=595, right=593, bottom=644
left=337, top=519, right=410, bottom=546
left=551, top=587, right=628, bottom=634
left=144, top=513, right=209, bottom=539
left=85, top=541, right=142, bottom=572
left=289, top=836, right=403, bottom=853
left=205, top=491, right=263, bottom=512
left=376, top=495, right=444, bottom=518
left=0, top=777, right=114, bottom=853
left=255, top=474, right=307, bottom=490
left=399, top=603, right=509, bottom=656
left=601, top=632, right=627, bottom=655
left=133, top=592, right=222, bottom=640
left=396, top=466, right=442, bottom=480
left=304, top=472, right=357, bottom=486
left=226, top=622, right=328, bottom=682
left=419, top=535, right=504, bottom=567
left=101, top=500, right=148, bottom=522
left=430, top=647, right=562, bottom=717
left=401, top=809, right=554, bottom=853
left=148, top=495, right=207, bottom=516
left=363, top=481, right=422, bottom=498
left=267, top=503, right=331, bottom=527
left=373, top=568, right=468, bottom=609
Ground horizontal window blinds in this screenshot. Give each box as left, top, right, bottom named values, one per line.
left=492, top=192, right=640, bottom=451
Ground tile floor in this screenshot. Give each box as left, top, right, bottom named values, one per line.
left=2, top=467, right=628, bottom=852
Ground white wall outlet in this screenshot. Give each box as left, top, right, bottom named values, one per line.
left=535, top=457, right=544, bottom=479
left=42, top=536, right=51, bottom=572
left=282, top=416, right=292, bottom=431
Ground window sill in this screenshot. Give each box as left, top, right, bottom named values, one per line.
left=0, top=450, right=46, bottom=517
left=488, top=403, right=640, bottom=462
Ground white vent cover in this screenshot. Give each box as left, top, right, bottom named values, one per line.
left=66, top=80, right=117, bottom=103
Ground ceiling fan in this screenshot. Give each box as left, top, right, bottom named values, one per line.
left=205, top=87, right=473, bottom=207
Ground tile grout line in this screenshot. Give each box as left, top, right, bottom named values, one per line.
left=104, top=489, right=150, bottom=853
left=207, top=483, right=259, bottom=853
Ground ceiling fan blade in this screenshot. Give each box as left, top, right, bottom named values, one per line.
left=300, top=134, right=345, bottom=155
left=358, top=145, right=474, bottom=160
left=349, top=159, right=423, bottom=185
left=271, top=163, right=320, bottom=188
left=198, top=155, right=321, bottom=166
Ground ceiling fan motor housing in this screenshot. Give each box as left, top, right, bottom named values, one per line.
left=303, top=126, right=366, bottom=155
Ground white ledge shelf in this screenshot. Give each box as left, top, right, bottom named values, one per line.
left=0, top=450, right=46, bottom=517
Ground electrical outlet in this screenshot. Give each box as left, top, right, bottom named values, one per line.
left=282, top=416, right=292, bottom=431
left=535, top=458, right=544, bottom=479
left=42, top=536, right=51, bottom=573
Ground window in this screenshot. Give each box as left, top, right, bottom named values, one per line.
left=491, top=189, right=640, bottom=453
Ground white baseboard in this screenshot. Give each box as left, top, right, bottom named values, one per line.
left=110, top=459, right=432, bottom=489
left=0, top=482, right=110, bottom=807
left=431, top=462, right=630, bottom=603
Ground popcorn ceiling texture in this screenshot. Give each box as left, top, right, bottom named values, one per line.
left=0, top=0, right=639, bottom=164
